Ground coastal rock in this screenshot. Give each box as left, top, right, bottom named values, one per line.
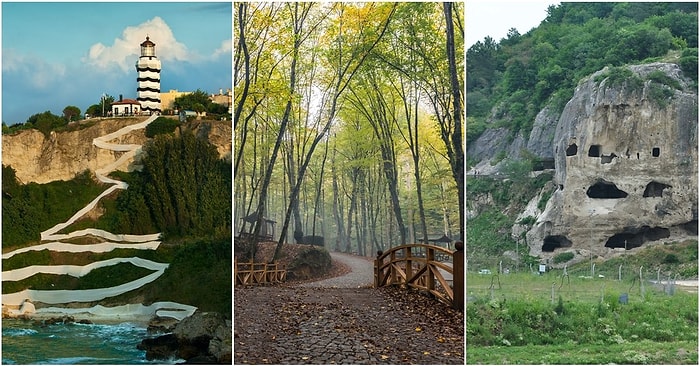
left=148, top=316, right=179, bottom=333
left=137, top=333, right=179, bottom=360
left=138, top=311, right=231, bottom=364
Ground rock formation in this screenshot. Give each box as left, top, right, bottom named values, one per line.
left=1, top=117, right=232, bottom=184
left=526, top=63, right=697, bottom=260
left=138, top=310, right=232, bottom=364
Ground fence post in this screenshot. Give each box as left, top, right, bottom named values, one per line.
left=405, top=246, right=413, bottom=285
left=426, top=247, right=435, bottom=292
left=374, top=251, right=383, bottom=288
left=234, top=258, right=238, bottom=286
left=390, top=251, right=397, bottom=285
left=551, top=282, right=556, bottom=304
left=452, top=241, right=464, bottom=311
left=618, top=264, right=622, bottom=281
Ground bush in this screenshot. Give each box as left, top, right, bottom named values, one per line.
left=553, top=251, right=575, bottom=264
left=663, top=253, right=680, bottom=264
left=145, top=117, right=180, bottom=138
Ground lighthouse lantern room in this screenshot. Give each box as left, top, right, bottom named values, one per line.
left=135, top=36, right=161, bottom=114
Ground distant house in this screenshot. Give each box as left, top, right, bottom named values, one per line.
left=111, top=98, right=141, bottom=116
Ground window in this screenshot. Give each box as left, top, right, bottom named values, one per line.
left=652, top=147, right=660, bottom=157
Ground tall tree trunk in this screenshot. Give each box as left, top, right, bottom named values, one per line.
left=444, top=2, right=465, bottom=241
left=311, top=137, right=329, bottom=237
left=331, top=143, right=345, bottom=252
left=252, top=3, right=307, bottom=260
left=234, top=3, right=250, bottom=130
left=345, top=170, right=359, bottom=253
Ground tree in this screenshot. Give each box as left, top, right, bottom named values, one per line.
left=63, top=106, right=80, bottom=122
left=174, top=89, right=211, bottom=111
left=272, top=2, right=398, bottom=260
left=26, top=111, right=66, bottom=136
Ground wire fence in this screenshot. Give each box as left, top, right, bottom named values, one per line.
left=467, top=262, right=695, bottom=305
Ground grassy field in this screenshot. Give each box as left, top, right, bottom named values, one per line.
left=467, top=270, right=698, bottom=364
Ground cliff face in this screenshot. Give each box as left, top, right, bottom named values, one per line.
left=527, top=63, right=698, bottom=259
left=2, top=118, right=232, bottom=184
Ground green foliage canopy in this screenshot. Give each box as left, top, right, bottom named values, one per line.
left=467, top=2, right=698, bottom=141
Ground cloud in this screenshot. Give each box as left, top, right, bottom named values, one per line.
left=3, top=49, right=66, bottom=89
left=83, top=16, right=192, bottom=72
left=212, top=39, right=232, bottom=60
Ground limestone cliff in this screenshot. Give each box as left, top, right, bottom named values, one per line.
left=527, top=63, right=698, bottom=260
left=2, top=117, right=232, bottom=184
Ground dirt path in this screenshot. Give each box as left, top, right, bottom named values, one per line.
left=234, top=253, right=464, bottom=364
left=298, top=252, right=375, bottom=288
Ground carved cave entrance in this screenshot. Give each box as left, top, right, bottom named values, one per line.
left=643, top=181, right=671, bottom=197
left=542, top=235, right=573, bottom=252
left=586, top=179, right=628, bottom=199
left=604, top=226, right=670, bottom=249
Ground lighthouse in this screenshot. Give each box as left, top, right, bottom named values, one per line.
left=135, top=36, right=161, bottom=114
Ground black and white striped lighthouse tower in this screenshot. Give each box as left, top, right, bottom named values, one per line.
left=136, top=36, right=161, bottom=114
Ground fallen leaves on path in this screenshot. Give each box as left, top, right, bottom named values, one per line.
left=234, top=285, right=464, bottom=364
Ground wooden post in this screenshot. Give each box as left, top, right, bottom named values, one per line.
left=405, top=247, right=413, bottom=285
left=452, top=241, right=464, bottom=311
left=374, top=251, right=383, bottom=288
left=426, top=247, right=435, bottom=292
left=390, top=251, right=397, bottom=285
left=234, top=258, right=238, bottom=286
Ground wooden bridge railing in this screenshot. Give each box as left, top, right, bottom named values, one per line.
left=234, top=259, right=287, bottom=286
left=374, top=241, right=464, bottom=311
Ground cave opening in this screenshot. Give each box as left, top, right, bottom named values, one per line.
left=566, top=143, right=578, bottom=156
left=643, top=181, right=671, bottom=198
left=586, top=179, right=628, bottom=199
left=542, top=235, right=573, bottom=252
left=588, top=145, right=602, bottom=157
left=604, top=226, right=670, bottom=249
left=652, top=147, right=660, bottom=157
left=681, top=220, right=698, bottom=235
left=600, top=153, right=617, bottom=164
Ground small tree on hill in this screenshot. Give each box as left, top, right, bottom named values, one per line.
left=63, top=106, right=81, bottom=121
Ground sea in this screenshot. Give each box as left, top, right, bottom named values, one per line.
left=1, top=319, right=182, bottom=364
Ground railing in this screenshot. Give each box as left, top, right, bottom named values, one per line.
left=234, top=259, right=287, bottom=286
left=374, top=242, right=464, bottom=311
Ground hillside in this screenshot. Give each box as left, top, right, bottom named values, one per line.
left=2, top=116, right=232, bottom=318
left=2, top=116, right=231, bottom=184
left=466, top=3, right=698, bottom=272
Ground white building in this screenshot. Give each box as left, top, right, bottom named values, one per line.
left=111, top=98, right=141, bottom=116
left=135, top=36, right=161, bottom=114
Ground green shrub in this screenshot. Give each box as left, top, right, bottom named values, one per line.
left=648, top=83, right=675, bottom=108
left=145, top=117, right=180, bottom=138
left=647, top=70, right=682, bottom=89
left=553, top=251, right=575, bottom=264
left=663, top=253, right=680, bottom=264
left=518, top=216, right=537, bottom=225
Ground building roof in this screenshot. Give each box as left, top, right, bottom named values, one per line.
left=111, top=99, right=141, bottom=106
left=140, top=36, right=155, bottom=47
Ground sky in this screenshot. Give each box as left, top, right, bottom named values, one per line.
left=2, top=2, right=232, bottom=124
left=466, top=1, right=555, bottom=48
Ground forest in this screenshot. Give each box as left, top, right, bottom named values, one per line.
left=467, top=2, right=698, bottom=151
left=234, top=2, right=464, bottom=260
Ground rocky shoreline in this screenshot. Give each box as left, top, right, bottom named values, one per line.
left=138, top=310, right=232, bottom=364
left=3, top=307, right=231, bottom=364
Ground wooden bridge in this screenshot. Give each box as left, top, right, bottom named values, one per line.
left=374, top=242, right=464, bottom=311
